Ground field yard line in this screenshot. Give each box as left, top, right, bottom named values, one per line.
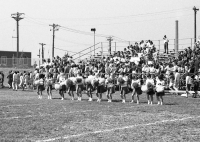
left=36, top=115, right=200, bottom=142
left=0, top=105, right=131, bottom=120
left=0, top=98, right=159, bottom=108
left=0, top=100, right=84, bottom=108
left=0, top=103, right=50, bottom=108
left=0, top=104, right=155, bottom=120
left=0, top=103, right=160, bottom=120
left=0, top=110, right=95, bottom=120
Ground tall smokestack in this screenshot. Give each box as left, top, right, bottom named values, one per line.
left=175, top=20, right=179, bottom=58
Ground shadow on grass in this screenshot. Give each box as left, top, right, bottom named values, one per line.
left=163, top=102, right=178, bottom=105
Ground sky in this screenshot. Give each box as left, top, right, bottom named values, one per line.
left=0, top=0, right=200, bottom=60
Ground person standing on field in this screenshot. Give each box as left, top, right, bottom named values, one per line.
left=163, top=35, right=169, bottom=54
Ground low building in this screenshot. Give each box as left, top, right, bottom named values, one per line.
left=0, top=51, right=32, bottom=68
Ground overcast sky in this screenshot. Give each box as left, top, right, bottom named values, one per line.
left=0, top=0, right=200, bottom=60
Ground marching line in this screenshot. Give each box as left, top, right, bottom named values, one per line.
left=36, top=115, right=200, bottom=142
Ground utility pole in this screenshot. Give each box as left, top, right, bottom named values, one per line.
left=39, top=43, right=46, bottom=63
left=49, top=24, right=59, bottom=59
left=11, top=12, right=24, bottom=66
left=193, top=6, right=199, bottom=43
left=107, top=36, right=113, bottom=55
left=37, top=48, right=41, bottom=67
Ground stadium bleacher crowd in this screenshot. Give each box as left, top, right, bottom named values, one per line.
left=1, top=38, right=200, bottom=105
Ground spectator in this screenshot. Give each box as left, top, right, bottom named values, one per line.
left=163, top=35, right=169, bottom=54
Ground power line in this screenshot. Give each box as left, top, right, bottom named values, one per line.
left=59, top=26, right=110, bottom=38
left=73, top=13, right=193, bottom=27
left=24, top=7, right=192, bottom=21
left=55, top=36, right=91, bottom=46
left=25, top=15, right=49, bottom=26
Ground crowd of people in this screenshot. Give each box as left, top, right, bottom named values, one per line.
left=1, top=37, right=200, bottom=105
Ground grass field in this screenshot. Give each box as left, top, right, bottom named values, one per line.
left=1, top=87, right=200, bottom=142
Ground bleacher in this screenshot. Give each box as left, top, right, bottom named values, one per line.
left=158, top=51, right=175, bottom=63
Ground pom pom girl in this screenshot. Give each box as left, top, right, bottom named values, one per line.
left=96, top=73, right=105, bottom=102
left=156, top=74, right=165, bottom=105
left=120, top=72, right=129, bottom=103
left=37, top=74, right=45, bottom=99
left=131, top=75, right=142, bottom=104
left=68, top=76, right=76, bottom=100
left=193, top=73, right=199, bottom=98
left=105, top=76, right=114, bottom=102
left=92, top=73, right=100, bottom=102
left=85, top=72, right=94, bottom=101
left=46, top=73, right=53, bottom=99
left=145, top=74, right=155, bottom=105
left=57, top=72, right=66, bottom=100
left=76, top=73, right=84, bottom=101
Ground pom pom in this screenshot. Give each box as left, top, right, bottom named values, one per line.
left=34, top=80, right=40, bottom=86
left=55, top=83, right=61, bottom=90
left=85, top=78, right=91, bottom=85
left=132, top=82, right=139, bottom=89
left=76, top=78, right=82, bottom=83
left=60, top=81, right=66, bottom=86
left=141, top=85, right=147, bottom=92
left=118, top=77, right=125, bottom=84
left=66, top=79, right=73, bottom=88
left=147, top=82, right=154, bottom=89
left=107, top=77, right=113, bottom=83
left=156, top=85, right=164, bottom=92
left=39, top=79, right=44, bottom=85
left=92, top=79, right=99, bottom=87
left=99, top=79, right=105, bottom=85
